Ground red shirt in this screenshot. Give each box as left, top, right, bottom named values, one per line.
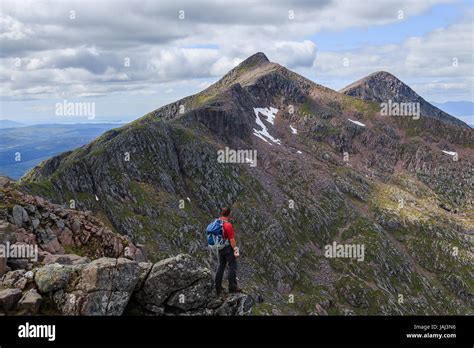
left=219, top=216, right=235, bottom=240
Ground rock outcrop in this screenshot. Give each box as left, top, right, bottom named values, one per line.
left=0, top=254, right=253, bottom=316
left=0, top=176, right=145, bottom=278
left=0, top=179, right=253, bottom=315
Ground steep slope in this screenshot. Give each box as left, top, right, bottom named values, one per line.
left=340, top=71, right=469, bottom=128
left=18, top=53, right=473, bottom=315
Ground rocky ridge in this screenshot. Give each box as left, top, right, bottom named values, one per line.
left=17, top=53, right=474, bottom=315
left=0, top=177, right=253, bottom=315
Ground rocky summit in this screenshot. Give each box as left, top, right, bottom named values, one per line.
left=4, top=52, right=473, bottom=315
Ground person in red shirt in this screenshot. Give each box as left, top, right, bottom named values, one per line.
left=215, top=207, right=242, bottom=294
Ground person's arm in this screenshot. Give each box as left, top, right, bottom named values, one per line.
left=226, top=222, right=239, bottom=256
left=229, top=238, right=237, bottom=250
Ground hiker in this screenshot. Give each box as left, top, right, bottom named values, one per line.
left=207, top=207, right=242, bottom=294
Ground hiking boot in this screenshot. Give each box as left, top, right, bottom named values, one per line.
left=229, top=287, right=243, bottom=293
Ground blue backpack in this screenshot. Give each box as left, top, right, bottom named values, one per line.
left=206, top=218, right=228, bottom=250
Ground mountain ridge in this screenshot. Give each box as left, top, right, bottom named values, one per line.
left=340, top=71, right=469, bottom=128
left=16, top=52, right=474, bottom=315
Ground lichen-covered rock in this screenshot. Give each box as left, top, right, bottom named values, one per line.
left=214, top=293, right=254, bottom=316
left=166, top=277, right=214, bottom=311
left=0, top=269, right=31, bottom=290
left=17, top=289, right=42, bottom=314
left=34, top=263, right=74, bottom=293
left=136, top=254, right=210, bottom=309
left=53, top=258, right=140, bottom=315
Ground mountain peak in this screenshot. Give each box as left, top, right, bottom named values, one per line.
left=237, top=52, right=270, bottom=68
left=367, top=71, right=397, bottom=79
left=340, top=71, right=468, bottom=127
left=201, top=52, right=274, bottom=92
left=340, top=71, right=401, bottom=94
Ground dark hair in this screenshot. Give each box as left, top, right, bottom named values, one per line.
left=221, top=207, right=231, bottom=217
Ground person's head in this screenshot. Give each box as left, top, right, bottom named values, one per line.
left=221, top=207, right=231, bottom=217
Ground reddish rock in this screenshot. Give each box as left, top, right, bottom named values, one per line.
left=41, top=238, right=63, bottom=254
left=35, top=196, right=45, bottom=206
left=58, top=227, right=73, bottom=246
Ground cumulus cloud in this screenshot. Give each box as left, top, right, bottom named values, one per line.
left=0, top=0, right=469, bottom=106
left=313, top=11, right=473, bottom=101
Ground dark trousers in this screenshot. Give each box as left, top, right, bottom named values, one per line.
left=215, top=245, right=238, bottom=291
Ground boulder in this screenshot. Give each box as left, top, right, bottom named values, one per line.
left=58, top=227, right=73, bottom=246
left=43, top=254, right=90, bottom=266
left=17, top=289, right=42, bottom=314
left=12, top=205, right=29, bottom=227
left=34, top=263, right=74, bottom=293
left=53, top=257, right=140, bottom=315
left=0, top=288, right=22, bottom=311
left=7, top=258, right=29, bottom=271
left=136, top=254, right=210, bottom=308
left=166, top=277, right=213, bottom=311
left=0, top=269, right=29, bottom=290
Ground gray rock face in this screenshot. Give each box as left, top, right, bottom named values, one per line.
left=0, top=211, right=254, bottom=318
left=12, top=205, right=29, bottom=227
left=136, top=254, right=211, bottom=309
left=166, top=276, right=214, bottom=311
left=53, top=258, right=140, bottom=315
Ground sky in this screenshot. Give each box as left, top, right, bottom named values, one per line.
left=0, top=0, right=473, bottom=124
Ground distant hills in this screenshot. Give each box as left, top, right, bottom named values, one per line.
left=431, top=101, right=473, bottom=127
left=0, top=123, right=121, bottom=179
left=0, top=120, right=25, bottom=129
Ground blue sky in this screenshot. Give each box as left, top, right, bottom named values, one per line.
left=309, top=3, right=463, bottom=51
left=0, top=0, right=472, bottom=124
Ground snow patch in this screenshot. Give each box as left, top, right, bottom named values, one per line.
left=442, top=150, right=457, bottom=156
left=253, top=107, right=281, bottom=145
left=290, top=125, right=298, bottom=134
left=348, top=119, right=366, bottom=127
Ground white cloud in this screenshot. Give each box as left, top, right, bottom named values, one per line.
left=0, top=0, right=469, bottom=107
left=313, top=12, right=474, bottom=101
